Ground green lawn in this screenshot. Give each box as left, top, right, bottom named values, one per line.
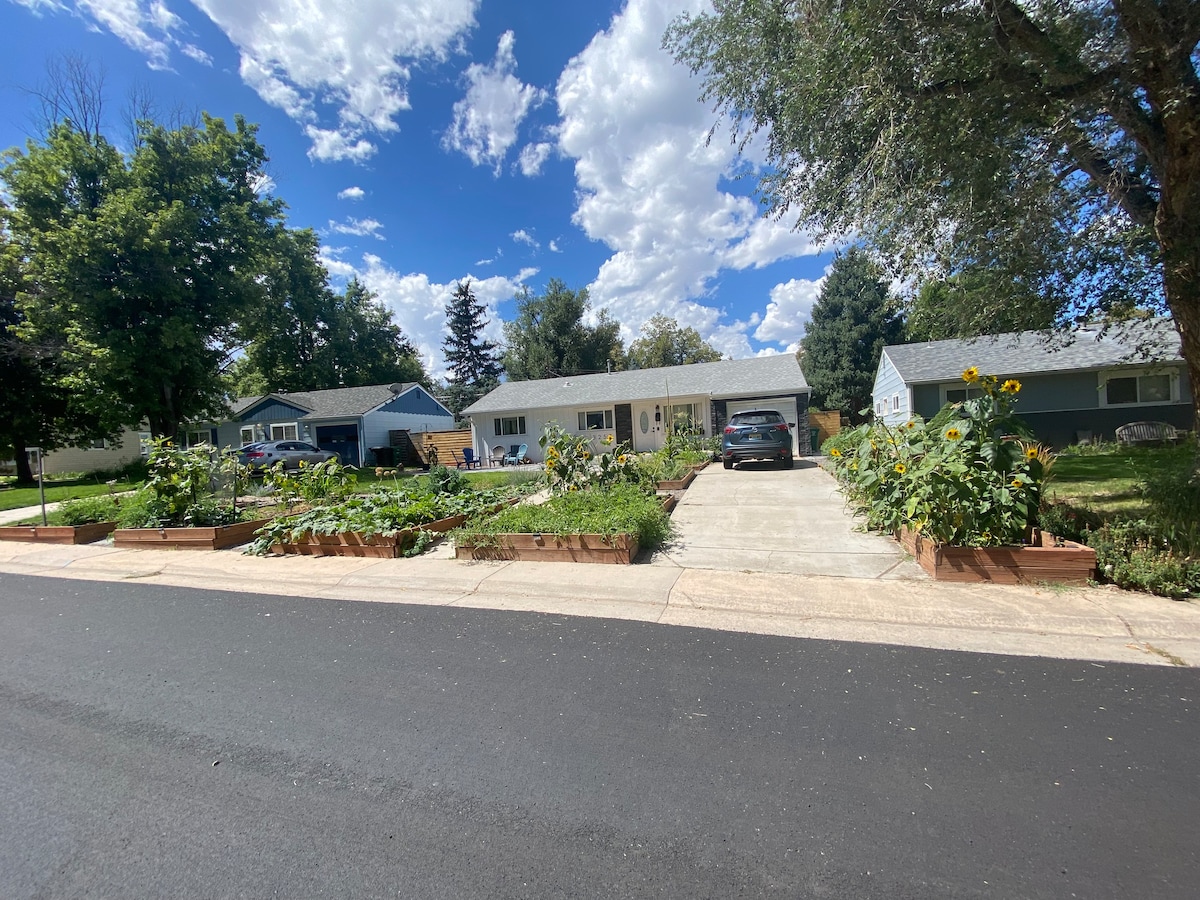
left=0, top=478, right=142, bottom=512
left=1045, top=442, right=1194, bottom=519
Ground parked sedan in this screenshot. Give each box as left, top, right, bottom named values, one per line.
left=722, top=410, right=794, bottom=469
left=237, top=440, right=338, bottom=471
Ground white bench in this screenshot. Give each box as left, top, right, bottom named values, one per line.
left=1115, top=421, right=1181, bottom=446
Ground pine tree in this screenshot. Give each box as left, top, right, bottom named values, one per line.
left=800, top=248, right=904, bottom=422
left=442, top=280, right=502, bottom=415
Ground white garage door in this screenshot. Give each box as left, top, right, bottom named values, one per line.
left=724, top=397, right=800, bottom=454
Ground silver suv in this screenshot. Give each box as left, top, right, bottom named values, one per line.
left=722, top=410, right=794, bottom=469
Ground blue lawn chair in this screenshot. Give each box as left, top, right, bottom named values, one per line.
left=503, top=443, right=527, bottom=466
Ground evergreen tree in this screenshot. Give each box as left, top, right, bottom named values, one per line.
left=442, top=280, right=502, bottom=415
left=800, top=248, right=903, bottom=421
left=502, top=279, right=624, bottom=381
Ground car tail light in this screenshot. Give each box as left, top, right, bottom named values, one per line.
left=245, top=451, right=265, bottom=458
left=723, top=426, right=735, bottom=434
left=773, top=423, right=789, bottom=432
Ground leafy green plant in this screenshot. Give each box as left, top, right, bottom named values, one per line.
left=1088, top=520, right=1200, bottom=600
left=538, top=422, right=645, bottom=494
left=263, top=457, right=358, bottom=509
left=52, top=494, right=122, bottom=526
left=456, top=482, right=672, bottom=549
left=246, top=479, right=518, bottom=555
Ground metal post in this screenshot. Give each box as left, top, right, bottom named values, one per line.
left=32, top=447, right=47, bottom=525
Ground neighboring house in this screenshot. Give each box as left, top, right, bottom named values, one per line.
left=873, top=319, right=1193, bottom=446
left=190, top=382, right=454, bottom=466
left=5, top=427, right=150, bottom=477
left=462, top=355, right=812, bottom=461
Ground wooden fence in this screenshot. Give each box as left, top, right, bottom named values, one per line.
left=809, top=410, right=845, bottom=447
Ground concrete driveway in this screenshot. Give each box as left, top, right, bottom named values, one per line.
left=650, top=459, right=927, bottom=579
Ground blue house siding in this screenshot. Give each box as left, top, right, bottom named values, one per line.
left=872, top=353, right=909, bottom=424
left=379, top=387, right=451, bottom=418
left=239, top=399, right=310, bottom=423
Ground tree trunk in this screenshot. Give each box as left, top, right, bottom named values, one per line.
left=9, top=435, right=36, bottom=486
left=1157, top=178, right=1200, bottom=438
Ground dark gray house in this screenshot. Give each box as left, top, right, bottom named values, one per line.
left=462, top=355, right=812, bottom=461
left=872, top=319, right=1192, bottom=446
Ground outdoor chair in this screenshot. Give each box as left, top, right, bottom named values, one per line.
left=503, top=443, right=528, bottom=466
left=461, top=447, right=482, bottom=469
left=1115, top=421, right=1181, bottom=446
left=490, top=446, right=507, bottom=467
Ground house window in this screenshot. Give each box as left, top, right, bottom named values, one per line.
left=239, top=426, right=256, bottom=446
left=138, top=432, right=152, bottom=457
left=1103, top=371, right=1174, bottom=406
left=89, top=438, right=107, bottom=450
left=577, top=409, right=614, bottom=431
left=891, top=394, right=901, bottom=412
left=185, top=430, right=208, bottom=448
left=944, top=386, right=984, bottom=404
left=269, top=423, right=299, bottom=441
left=494, top=416, right=526, bottom=436
left=669, top=403, right=699, bottom=433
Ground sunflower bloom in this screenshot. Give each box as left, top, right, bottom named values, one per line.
left=894, top=463, right=906, bottom=474
left=1001, top=379, right=1022, bottom=393
left=602, top=434, right=614, bottom=445
left=568, top=484, right=579, bottom=492
left=905, top=420, right=916, bottom=429
left=618, top=454, right=628, bottom=464
left=830, top=447, right=842, bottom=458
left=1010, top=479, right=1022, bottom=488
left=945, top=427, right=962, bottom=440
left=962, top=367, right=979, bottom=383
left=1026, top=446, right=1040, bottom=459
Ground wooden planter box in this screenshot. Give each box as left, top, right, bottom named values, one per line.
left=112, top=518, right=271, bottom=551
left=270, top=514, right=467, bottom=559
left=898, top=526, right=1097, bottom=585
left=0, top=521, right=117, bottom=545
left=655, top=469, right=696, bottom=491
left=456, top=532, right=639, bottom=564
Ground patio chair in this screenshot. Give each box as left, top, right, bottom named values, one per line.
left=504, top=443, right=527, bottom=466
left=461, top=447, right=482, bottom=469
left=490, top=445, right=507, bottom=467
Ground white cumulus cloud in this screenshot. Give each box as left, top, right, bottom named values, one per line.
left=554, top=0, right=825, bottom=354
left=510, top=229, right=539, bottom=249
left=328, top=217, right=385, bottom=239
left=337, top=186, right=366, bottom=201
left=320, top=250, right=537, bottom=379
left=754, top=277, right=825, bottom=346
left=517, top=141, right=552, bottom=177
left=444, top=30, right=547, bottom=173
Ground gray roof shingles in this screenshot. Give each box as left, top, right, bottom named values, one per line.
left=463, top=355, right=808, bottom=416
left=232, top=383, right=422, bottom=420
left=883, top=319, right=1182, bottom=385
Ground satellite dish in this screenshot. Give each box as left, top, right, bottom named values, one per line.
left=388, top=383, right=405, bottom=395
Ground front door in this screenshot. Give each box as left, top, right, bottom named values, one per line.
left=632, top=402, right=665, bottom=452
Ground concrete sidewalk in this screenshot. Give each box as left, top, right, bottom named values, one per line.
left=2, top=534, right=1198, bottom=668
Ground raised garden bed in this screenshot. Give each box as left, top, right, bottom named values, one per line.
left=898, top=526, right=1097, bottom=585
left=455, top=532, right=639, bottom=564
left=655, top=469, right=696, bottom=491
left=269, top=514, right=467, bottom=559
left=112, top=519, right=271, bottom=551
left=0, top=521, right=117, bottom=545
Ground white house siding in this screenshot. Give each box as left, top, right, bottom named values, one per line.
left=362, top=410, right=455, bottom=465
left=37, top=429, right=145, bottom=476
left=872, top=353, right=909, bottom=425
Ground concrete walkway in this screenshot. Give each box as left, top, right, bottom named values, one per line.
left=1, top=464, right=1198, bottom=668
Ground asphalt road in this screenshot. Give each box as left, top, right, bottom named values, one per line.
left=1, top=573, right=1197, bottom=899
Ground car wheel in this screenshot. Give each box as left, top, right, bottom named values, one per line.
left=782, top=455, right=794, bottom=469
left=723, top=459, right=733, bottom=470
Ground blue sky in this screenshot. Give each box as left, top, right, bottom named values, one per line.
left=1, top=0, right=837, bottom=379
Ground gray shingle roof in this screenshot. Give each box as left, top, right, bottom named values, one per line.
left=463, top=355, right=808, bottom=415
left=232, top=383, right=422, bottom=419
left=882, top=319, right=1182, bottom=384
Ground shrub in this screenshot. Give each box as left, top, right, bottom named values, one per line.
left=53, top=494, right=122, bottom=526
left=263, top=457, right=358, bottom=508
left=539, top=423, right=646, bottom=493
left=1087, top=520, right=1200, bottom=599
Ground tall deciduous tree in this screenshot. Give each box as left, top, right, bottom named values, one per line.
left=800, top=249, right=904, bottom=420
left=627, top=314, right=723, bottom=369
left=905, top=273, right=1059, bottom=344
left=4, top=115, right=283, bottom=439
left=667, top=0, right=1200, bottom=427
left=442, top=280, right=503, bottom=415
left=321, top=277, right=429, bottom=389
left=502, top=279, right=625, bottom=381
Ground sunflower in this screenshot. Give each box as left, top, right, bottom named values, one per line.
left=962, top=366, right=979, bottom=383
left=568, top=484, right=579, bottom=492
left=1025, top=446, right=1040, bottom=460
left=617, top=454, right=629, bottom=464
left=1001, top=379, right=1022, bottom=393
left=602, top=434, right=614, bottom=445
left=829, top=447, right=842, bottom=458
left=905, top=420, right=916, bottom=429
left=894, top=463, right=906, bottom=475
left=1010, top=478, right=1023, bottom=488
left=945, top=427, right=962, bottom=440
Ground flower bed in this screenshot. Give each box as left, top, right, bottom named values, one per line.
left=655, top=468, right=696, bottom=491
left=269, top=513, right=468, bottom=558
left=113, top=518, right=271, bottom=550
left=455, top=531, right=639, bottom=564
left=898, top=526, right=1097, bottom=585
left=0, top=522, right=117, bottom=545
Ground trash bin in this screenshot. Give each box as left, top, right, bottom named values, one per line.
left=371, top=446, right=394, bottom=466
left=809, top=426, right=821, bottom=455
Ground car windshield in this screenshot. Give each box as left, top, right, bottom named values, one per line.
left=730, top=412, right=783, bottom=426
